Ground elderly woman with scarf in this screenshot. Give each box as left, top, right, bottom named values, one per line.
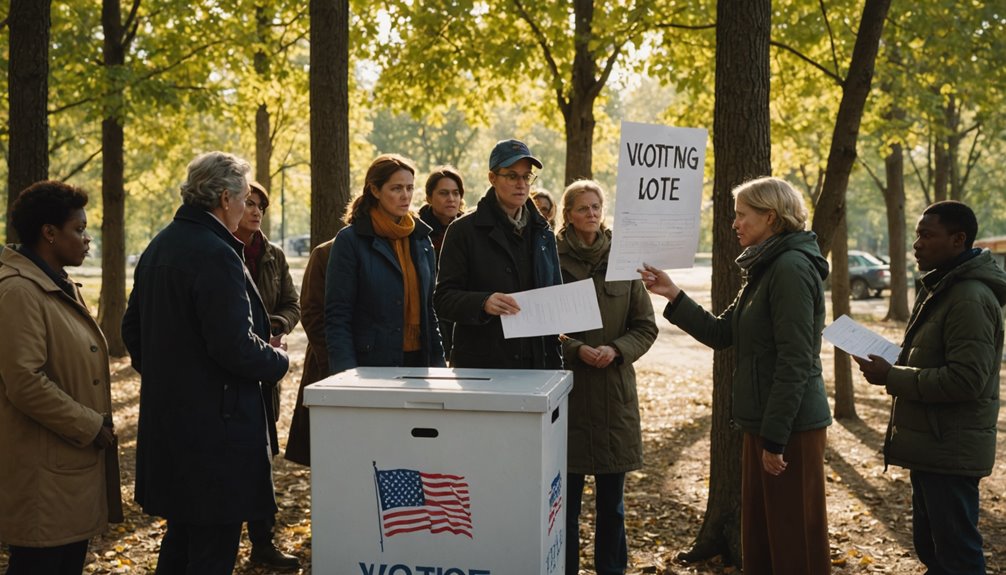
left=324, top=154, right=446, bottom=375
left=557, top=180, right=657, bottom=575
left=639, top=176, right=832, bottom=575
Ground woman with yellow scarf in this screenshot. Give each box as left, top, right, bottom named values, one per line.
left=324, top=154, right=446, bottom=374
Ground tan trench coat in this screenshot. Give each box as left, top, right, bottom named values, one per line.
left=0, top=246, right=122, bottom=546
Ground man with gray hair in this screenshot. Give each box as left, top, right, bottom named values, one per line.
left=123, top=151, right=289, bottom=574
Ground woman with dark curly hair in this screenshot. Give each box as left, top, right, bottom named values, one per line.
left=0, top=180, right=122, bottom=574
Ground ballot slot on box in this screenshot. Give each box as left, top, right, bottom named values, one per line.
left=304, top=367, right=573, bottom=575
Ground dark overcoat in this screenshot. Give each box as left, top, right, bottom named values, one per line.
left=122, top=204, right=289, bottom=524
left=324, top=213, right=446, bottom=374
left=434, top=189, right=563, bottom=369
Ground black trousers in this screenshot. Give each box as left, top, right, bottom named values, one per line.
left=154, top=521, right=242, bottom=575
left=246, top=514, right=275, bottom=547
left=911, top=471, right=985, bottom=575
left=6, top=540, right=88, bottom=575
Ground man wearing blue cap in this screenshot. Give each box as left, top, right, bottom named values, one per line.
left=434, top=139, right=563, bottom=369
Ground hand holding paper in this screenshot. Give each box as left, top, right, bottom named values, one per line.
left=853, top=354, right=892, bottom=386
left=822, top=314, right=901, bottom=365
left=500, top=279, right=602, bottom=339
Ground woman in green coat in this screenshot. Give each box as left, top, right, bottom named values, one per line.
left=558, top=180, right=657, bottom=575
left=640, top=177, right=832, bottom=575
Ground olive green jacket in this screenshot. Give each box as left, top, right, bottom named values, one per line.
left=558, top=230, right=658, bottom=474
left=665, top=231, right=833, bottom=446
left=884, top=249, right=1006, bottom=476
left=252, top=234, right=301, bottom=335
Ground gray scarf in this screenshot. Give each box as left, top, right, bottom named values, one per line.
left=506, top=204, right=529, bottom=235
left=735, top=233, right=784, bottom=274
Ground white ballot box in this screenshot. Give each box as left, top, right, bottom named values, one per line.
left=304, top=367, right=574, bottom=575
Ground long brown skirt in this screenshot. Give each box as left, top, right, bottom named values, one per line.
left=742, top=429, right=830, bottom=575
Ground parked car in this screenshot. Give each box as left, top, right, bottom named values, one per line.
left=282, top=234, right=311, bottom=256
left=848, top=250, right=891, bottom=299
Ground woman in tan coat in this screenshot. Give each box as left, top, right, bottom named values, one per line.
left=557, top=180, right=657, bottom=575
left=0, top=181, right=122, bottom=574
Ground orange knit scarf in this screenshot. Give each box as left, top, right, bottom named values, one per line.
left=370, top=208, right=421, bottom=352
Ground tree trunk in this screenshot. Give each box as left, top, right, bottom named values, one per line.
left=810, top=0, right=893, bottom=257
left=561, top=0, right=598, bottom=186
left=6, top=0, right=52, bottom=243
left=677, top=0, right=770, bottom=566
left=883, top=141, right=910, bottom=322
left=831, top=216, right=857, bottom=419
left=563, top=97, right=594, bottom=186
left=309, top=0, right=350, bottom=247
left=99, top=0, right=128, bottom=357
left=944, top=96, right=964, bottom=202
left=256, top=103, right=272, bottom=234
left=255, top=6, right=273, bottom=235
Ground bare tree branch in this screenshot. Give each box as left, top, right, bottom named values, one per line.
left=653, top=22, right=716, bottom=31
left=769, top=39, right=844, bottom=85
left=122, top=0, right=143, bottom=48
left=276, top=28, right=309, bottom=55
left=48, top=40, right=225, bottom=116
left=590, top=40, right=628, bottom=102
left=907, top=150, right=931, bottom=205
left=49, top=134, right=77, bottom=156
left=960, top=123, right=982, bottom=195
left=818, top=0, right=842, bottom=78
left=510, top=0, right=569, bottom=112
left=857, top=155, right=886, bottom=192
left=61, top=148, right=103, bottom=181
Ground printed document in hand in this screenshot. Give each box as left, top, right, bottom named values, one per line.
left=822, top=314, right=901, bottom=364
left=500, top=279, right=602, bottom=339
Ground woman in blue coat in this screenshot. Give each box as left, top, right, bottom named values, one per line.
left=325, top=154, right=446, bottom=374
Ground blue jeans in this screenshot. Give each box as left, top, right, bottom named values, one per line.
left=910, top=471, right=985, bottom=575
left=565, top=473, right=627, bottom=575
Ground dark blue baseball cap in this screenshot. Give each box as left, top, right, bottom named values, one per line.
left=489, top=139, right=543, bottom=171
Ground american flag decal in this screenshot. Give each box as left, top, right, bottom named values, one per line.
left=547, top=471, right=562, bottom=535
left=374, top=466, right=473, bottom=540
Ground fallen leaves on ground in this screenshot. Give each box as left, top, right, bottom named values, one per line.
left=2, top=316, right=1004, bottom=574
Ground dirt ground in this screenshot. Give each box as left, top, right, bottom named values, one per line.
left=1, top=263, right=1004, bottom=574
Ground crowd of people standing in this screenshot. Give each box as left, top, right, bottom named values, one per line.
left=0, top=139, right=1003, bottom=575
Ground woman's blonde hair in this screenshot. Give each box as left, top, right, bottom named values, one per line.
left=732, top=176, right=808, bottom=233
left=559, top=179, right=607, bottom=234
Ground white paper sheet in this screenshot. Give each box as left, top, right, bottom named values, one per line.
left=606, top=122, right=709, bottom=281
left=822, top=314, right=901, bottom=364
left=500, top=279, right=602, bottom=339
